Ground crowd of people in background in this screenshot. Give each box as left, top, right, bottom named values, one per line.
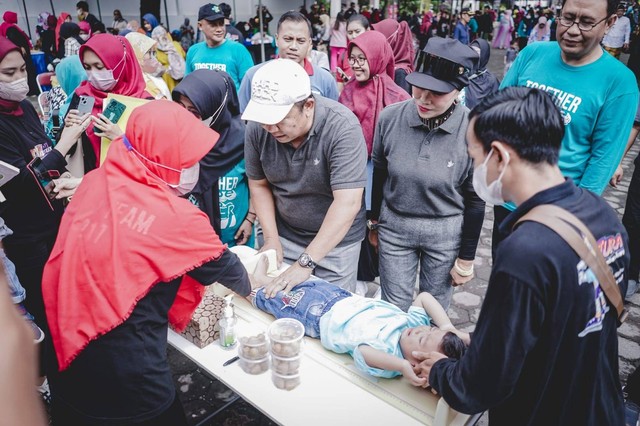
left=1, top=0, right=640, bottom=425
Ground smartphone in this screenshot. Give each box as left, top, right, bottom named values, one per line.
left=336, top=67, right=350, bottom=82
left=27, top=157, right=60, bottom=206
left=94, top=98, right=126, bottom=134
left=77, top=95, right=95, bottom=115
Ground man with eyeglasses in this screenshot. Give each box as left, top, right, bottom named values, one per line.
left=453, top=8, right=472, bottom=44
left=491, top=0, right=639, bottom=257
left=238, top=11, right=338, bottom=112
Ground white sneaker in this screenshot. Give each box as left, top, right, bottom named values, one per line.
left=37, top=378, right=51, bottom=405
left=626, top=280, right=639, bottom=300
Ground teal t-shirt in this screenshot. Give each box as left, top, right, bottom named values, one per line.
left=219, top=160, right=254, bottom=247
left=185, top=40, right=254, bottom=91
left=500, top=42, right=638, bottom=210
left=320, top=297, right=431, bottom=378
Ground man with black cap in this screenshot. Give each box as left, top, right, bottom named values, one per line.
left=369, top=37, right=485, bottom=312
left=602, top=3, right=631, bottom=58
left=453, top=8, right=472, bottom=44
left=185, top=3, right=254, bottom=90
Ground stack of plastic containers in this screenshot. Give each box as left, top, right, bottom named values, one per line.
left=238, top=332, right=269, bottom=375
left=268, top=318, right=304, bottom=390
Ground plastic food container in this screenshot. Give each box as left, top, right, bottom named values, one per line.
left=238, top=332, right=269, bottom=360
left=271, top=371, right=301, bottom=391
left=268, top=318, right=304, bottom=358
left=270, top=353, right=301, bottom=375
left=238, top=355, right=269, bottom=375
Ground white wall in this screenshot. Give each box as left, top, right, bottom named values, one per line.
left=2, top=0, right=303, bottom=42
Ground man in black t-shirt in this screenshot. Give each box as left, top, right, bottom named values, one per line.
left=219, top=2, right=244, bottom=42
left=76, top=1, right=103, bottom=33
left=415, top=87, right=628, bottom=426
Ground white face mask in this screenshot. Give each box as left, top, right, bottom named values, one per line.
left=0, top=77, right=29, bottom=102
left=123, top=137, right=201, bottom=195
left=472, top=148, right=510, bottom=206
left=80, top=33, right=90, bottom=41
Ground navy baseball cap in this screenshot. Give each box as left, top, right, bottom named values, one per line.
left=406, top=37, right=478, bottom=93
left=198, top=3, right=225, bottom=21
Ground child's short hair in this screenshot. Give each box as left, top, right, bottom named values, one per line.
left=439, top=332, right=467, bottom=359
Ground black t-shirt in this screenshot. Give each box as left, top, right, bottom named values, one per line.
left=226, top=24, right=244, bottom=42
left=48, top=249, right=250, bottom=423
left=430, top=179, right=627, bottom=425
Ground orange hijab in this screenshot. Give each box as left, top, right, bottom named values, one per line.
left=43, top=101, right=224, bottom=371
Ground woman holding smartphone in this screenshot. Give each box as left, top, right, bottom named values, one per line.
left=65, top=33, right=150, bottom=172
left=0, top=37, right=90, bottom=375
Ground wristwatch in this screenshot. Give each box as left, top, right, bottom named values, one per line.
left=298, top=252, right=317, bottom=269
left=366, top=219, right=379, bottom=231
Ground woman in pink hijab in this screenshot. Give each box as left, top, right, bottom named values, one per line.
left=372, top=19, right=414, bottom=94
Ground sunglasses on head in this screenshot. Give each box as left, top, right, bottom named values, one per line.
left=414, top=51, right=469, bottom=81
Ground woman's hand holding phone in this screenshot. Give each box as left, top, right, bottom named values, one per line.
left=92, top=113, right=124, bottom=141
left=55, top=112, right=92, bottom=157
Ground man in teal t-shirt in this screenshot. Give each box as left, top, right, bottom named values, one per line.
left=186, top=3, right=254, bottom=90
left=492, top=0, right=638, bottom=255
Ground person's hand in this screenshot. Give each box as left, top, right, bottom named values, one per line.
left=92, top=113, right=124, bottom=141
left=249, top=254, right=271, bottom=290
left=412, top=351, right=448, bottom=388
left=259, top=236, right=283, bottom=267
left=624, top=42, right=630, bottom=51
left=610, top=165, right=624, bottom=188
left=401, top=360, right=428, bottom=387
left=368, top=229, right=379, bottom=253
left=64, top=109, right=85, bottom=128
left=53, top=174, right=83, bottom=199
left=450, top=258, right=474, bottom=287
left=234, top=219, right=254, bottom=245
left=263, top=263, right=312, bottom=299
left=57, top=112, right=92, bottom=154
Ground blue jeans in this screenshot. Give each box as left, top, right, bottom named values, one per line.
left=253, top=279, right=351, bottom=338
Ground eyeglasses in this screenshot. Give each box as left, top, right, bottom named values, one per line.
left=558, top=15, right=609, bottom=31
left=414, top=52, right=469, bottom=80
left=348, top=55, right=367, bottom=66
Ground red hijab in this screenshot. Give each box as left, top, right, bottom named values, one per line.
left=43, top=101, right=225, bottom=371
left=0, top=38, right=25, bottom=116
left=338, top=31, right=410, bottom=156
left=0, top=11, right=32, bottom=48
left=372, top=19, right=415, bottom=74
left=55, top=12, right=70, bottom=52
left=75, top=34, right=150, bottom=163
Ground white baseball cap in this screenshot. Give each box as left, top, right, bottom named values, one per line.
left=241, top=59, right=312, bottom=125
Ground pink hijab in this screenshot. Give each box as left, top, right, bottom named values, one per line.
left=339, top=31, right=410, bottom=156
left=372, top=19, right=414, bottom=74
left=0, top=11, right=33, bottom=48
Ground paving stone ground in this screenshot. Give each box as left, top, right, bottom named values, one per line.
left=170, top=47, right=640, bottom=425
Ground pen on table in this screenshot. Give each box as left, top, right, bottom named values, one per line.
left=223, top=356, right=239, bottom=367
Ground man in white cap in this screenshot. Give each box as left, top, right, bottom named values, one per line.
left=242, top=59, right=367, bottom=295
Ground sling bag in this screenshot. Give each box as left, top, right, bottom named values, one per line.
left=515, top=204, right=628, bottom=325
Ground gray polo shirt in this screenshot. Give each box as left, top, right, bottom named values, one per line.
left=372, top=99, right=474, bottom=218
left=245, top=96, right=367, bottom=247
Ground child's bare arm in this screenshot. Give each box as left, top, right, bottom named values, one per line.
left=358, top=345, right=427, bottom=387
left=413, top=293, right=471, bottom=345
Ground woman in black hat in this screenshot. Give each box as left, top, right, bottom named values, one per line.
left=369, top=37, right=485, bottom=312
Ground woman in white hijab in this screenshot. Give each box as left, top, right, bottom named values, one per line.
left=125, top=32, right=171, bottom=99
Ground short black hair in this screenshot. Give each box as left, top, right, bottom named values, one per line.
left=469, top=87, right=564, bottom=166
left=439, top=332, right=467, bottom=360
left=76, top=1, right=89, bottom=12
left=347, top=14, right=370, bottom=29
left=219, top=3, right=232, bottom=19
left=277, top=11, right=313, bottom=38
left=561, top=0, right=618, bottom=17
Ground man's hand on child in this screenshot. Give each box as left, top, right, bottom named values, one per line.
left=402, top=360, right=428, bottom=387
left=412, top=351, right=448, bottom=388
left=263, top=263, right=311, bottom=299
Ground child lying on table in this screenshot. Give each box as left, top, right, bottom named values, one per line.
left=248, top=256, right=470, bottom=386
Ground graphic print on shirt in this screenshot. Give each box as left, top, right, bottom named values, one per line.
left=577, top=233, right=625, bottom=337
left=219, top=175, right=239, bottom=230
left=524, top=80, right=582, bottom=125
left=194, top=63, right=227, bottom=72
left=30, top=142, right=52, bottom=159
left=281, top=289, right=305, bottom=310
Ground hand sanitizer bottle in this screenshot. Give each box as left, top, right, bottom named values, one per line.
left=219, top=294, right=237, bottom=349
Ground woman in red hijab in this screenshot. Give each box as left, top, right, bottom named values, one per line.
left=67, top=34, right=150, bottom=172
left=55, top=12, right=71, bottom=58
left=0, top=11, right=32, bottom=47
left=372, top=19, right=415, bottom=94
left=44, top=101, right=251, bottom=425
left=0, top=37, right=91, bottom=376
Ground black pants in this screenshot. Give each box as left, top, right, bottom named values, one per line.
left=52, top=392, right=188, bottom=426
left=491, top=205, right=512, bottom=260
left=623, top=158, right=640, bottom=282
